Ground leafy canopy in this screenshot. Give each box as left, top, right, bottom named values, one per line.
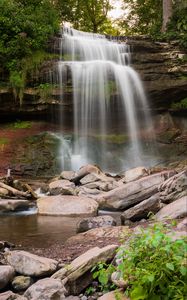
left=119, top=0, right=162, bottom=36
left=56, top=0, right=115, bottom=34
left=0, top=0, right=59, bottom=71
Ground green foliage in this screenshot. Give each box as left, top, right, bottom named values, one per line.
left=9, top=70, right=25, bottom=104
left=94, top=224, right=187, bottom=299
left=92, top=262, right=116, bottom=292
left=171, top=98, right=187, bottom=109
left=118, top=224, right=187, bottom=299
left=13, top=120, right=32, bottom=129
left=38, top=83, right=53, bottom=100
left=57, top=0, right=114, bottom=34
left=0, top=0, right=60, bottom=104
left=5, top=120, right=32, bottom=129
left=119, top=0, right=162, bottom=36
left=118, top=0, right=187, bottom=49
left=85, top=286, right=95, bottom=295
left=0, top=137, right=9, bottom=145
left=0, top=0, right=59, bottom=66
left=166, top=6, right=187, bottom=48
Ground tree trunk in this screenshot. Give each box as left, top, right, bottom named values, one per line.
left=162, top=0, right=173, bottom=32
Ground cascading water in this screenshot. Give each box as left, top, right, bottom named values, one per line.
left=57, top=26, right=155, bottom=172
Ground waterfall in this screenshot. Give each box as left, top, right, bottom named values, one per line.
left=57, top=26, right=155, bottom=171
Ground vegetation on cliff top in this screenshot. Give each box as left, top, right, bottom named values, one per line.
left=0, top=0, right=186, bottom=105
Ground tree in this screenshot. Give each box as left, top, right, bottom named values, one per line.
left=162, top=0, right=173, bottom=32
left=57, top=0, right=113, bottom=33
left=119, top=0, right=162, bottom=36
left=0, top=0, right=59, bottom=70
left=0, top=0, right=60, bottom=104
left=82, top=0, right=112, bottom=33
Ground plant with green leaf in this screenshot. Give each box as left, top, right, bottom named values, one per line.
left=171, top=98, right=187, bottom=110
left=117, top=224, right=187, bottom=299
left=92, top=262, right=116, bottom=292
left=94, top=223, right=187, bottom=299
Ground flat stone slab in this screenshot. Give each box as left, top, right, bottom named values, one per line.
left=52, top=244, right=118, bottom=295
left=95, top=171, right=175, bottom=210
left=37, top=195, right=98, bottom=216
left=0, top=199, right=30, bottom=212
left=121, top=193, right=160, bottom=222
left=155, top=196, right=187, bottom=220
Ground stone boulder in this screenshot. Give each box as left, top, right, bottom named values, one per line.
left=0, top=291, right=27, bottom=300
left=98, top=290, right=129, bottom=300
left=49, top=180, right=76, bottom=195
left=80, top=173, right=99, bottom=185
left=95, top=171, right=175, bottom=210
left=77, top=215, right=116, bottom=233
left=12, top=276, right=33, bottom=291
left=78, top=186, right=102, bottom=197
left=155, top=196, right=187, bottom=220
left=121, top=193, right=161, bottom=222
left=24, top=278, right=66, bottom=300
left=120, top=166, right=148, bottom=183
left=52, top=245, right=118, bottom=295
left=60, top=171, right=77, bottom=181
left=5, top=250, right=58, bottom=277
left=177, top=217, right=187, bottom=230
left=37, top=195, right=98, bottom=217
left=71, top=164, right=101, bottom=185
left=0, top=265, right=15, bottom=290
left=0, top=188, right=9, bottom=196
left=159, top=170, right=187, bottom=203
left=77, top=164, right=101, bottom=177
left=0, top=200, right=30, bottom=212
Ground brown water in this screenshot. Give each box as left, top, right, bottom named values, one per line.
left=0, top=210, right=121, bottom=249
left=0, top=211, right=82, bottom=248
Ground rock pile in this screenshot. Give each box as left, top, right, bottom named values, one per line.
left=37, top=164, right=187, bottom=222
left=0, top=245, right=118, bottom=299
left=0, top=163, right=187, bottom=299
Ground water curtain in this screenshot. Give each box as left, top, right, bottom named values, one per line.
left=58, top=27, right=153, bottom=171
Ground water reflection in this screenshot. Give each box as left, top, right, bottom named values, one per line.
left=0, top=214, right=82, bottom=248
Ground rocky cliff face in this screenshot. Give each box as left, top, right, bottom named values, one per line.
left=0, top=36, right=186, bottom=119
left=128, top=37, right=187, bottom=111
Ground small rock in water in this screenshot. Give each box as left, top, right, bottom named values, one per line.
left=77, top=215, right=116, bottom=233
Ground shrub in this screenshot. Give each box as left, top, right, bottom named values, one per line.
left=94, top=224, right=187, bottom=299
left=171, top=98, right=187, bottom=109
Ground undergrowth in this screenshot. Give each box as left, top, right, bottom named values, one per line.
left=92, top=223, right=187, bottom=300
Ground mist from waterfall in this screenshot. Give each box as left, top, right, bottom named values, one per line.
left=57, top=26, right=155, bottom=171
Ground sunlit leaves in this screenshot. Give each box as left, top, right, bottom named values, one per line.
left=93, top=223, right=187, bottom=299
